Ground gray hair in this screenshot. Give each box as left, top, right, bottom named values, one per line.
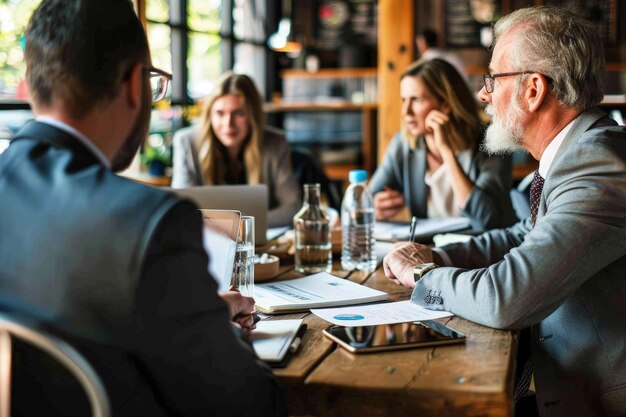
left=493, top=6, right=604, bottom=110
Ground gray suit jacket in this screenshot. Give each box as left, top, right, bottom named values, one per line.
left=412, top=108, right=626, bottom=417
left=369, top=132, right=517, bottom=231
left=172, top=125, right=301, bottom=227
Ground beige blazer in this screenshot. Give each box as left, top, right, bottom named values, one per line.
left=172, top=126, right=301, bottom=227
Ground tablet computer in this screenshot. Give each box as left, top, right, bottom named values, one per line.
left=200, top=209, right=240, bottom=292
left=323, top=320, right=465, bottom=353
left=170, top=184, right=269, bottom=244
left=251, top=319, right=307, bottom=368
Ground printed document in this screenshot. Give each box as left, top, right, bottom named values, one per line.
left=311, top=300, right=453, bottom=327
left=254, top=272, right=388, bottom=314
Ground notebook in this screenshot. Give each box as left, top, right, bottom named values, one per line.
left=254, top=272, right=388, bottom=314
left=199, top=209, right=240, bottom=292
left=170, top=184, right=269, bottom=244
left=251, top=319, right=306, bottom=367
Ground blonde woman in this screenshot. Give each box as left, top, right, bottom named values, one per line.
left=369, top=59, right=516, bottom=231
left=172, top=72, right=300, bottom=227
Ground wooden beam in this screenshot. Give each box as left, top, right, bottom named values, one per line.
left=377, top=0, right=414, bottom=164
left=133, top=0, right=146, bottom=28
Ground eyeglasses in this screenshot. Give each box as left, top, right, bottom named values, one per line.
left=482, top=71, right=533, bottom=93
left=146, top=67, right=172, bottom=102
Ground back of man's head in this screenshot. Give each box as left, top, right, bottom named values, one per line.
left=420, top=29, right=438, bottom=48
left=494, top=6, right=604, bottom=110
left=25, top=0, right=148, bottom=119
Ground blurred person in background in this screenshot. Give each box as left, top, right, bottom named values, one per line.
left=370, top=59, right=516, bottom=231
left=416, top=29, right=466, bottom=77
left=172, top=72, right=300, bottom=227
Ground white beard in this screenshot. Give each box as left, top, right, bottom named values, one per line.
left=481, top=90, right=526, bottom=155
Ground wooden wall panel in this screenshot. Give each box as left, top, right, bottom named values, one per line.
left=376, top=0, right=415, bottom=164
left=133, top=0, right=146, bottom=27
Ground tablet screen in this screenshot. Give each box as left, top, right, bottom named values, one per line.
left=323, top=320, right=465, bottom=353
left=200, top=209, right=240, bottom=292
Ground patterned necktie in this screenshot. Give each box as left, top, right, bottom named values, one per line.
left=529, top=171, right=545, bottom=227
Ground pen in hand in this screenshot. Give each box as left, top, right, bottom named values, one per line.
left=409, top=216, right=418, bottom=242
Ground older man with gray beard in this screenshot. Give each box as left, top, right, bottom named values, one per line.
left=383, top=6, right=626, bottom=417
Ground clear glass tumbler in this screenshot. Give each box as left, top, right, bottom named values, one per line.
left=231, top=216, right=255, bottom=296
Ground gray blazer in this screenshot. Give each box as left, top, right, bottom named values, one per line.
left=369, top=132, right=516, bottom=231
left=172, top=126, right=301, bottom=227
left=412, top=108, right=626, bottom=417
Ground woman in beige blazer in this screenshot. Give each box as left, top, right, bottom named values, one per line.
left=172, top=72, right=300, bottom=227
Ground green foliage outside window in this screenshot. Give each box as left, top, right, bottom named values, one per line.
left=187, top=0, right=223, bottom=99
left=0, top=0, right=42, bottom=100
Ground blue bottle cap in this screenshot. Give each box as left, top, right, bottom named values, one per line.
left=349, top=169, right=368, bottom=183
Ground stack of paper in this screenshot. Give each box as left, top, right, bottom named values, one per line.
left=254, top=272, right=388, bottom=314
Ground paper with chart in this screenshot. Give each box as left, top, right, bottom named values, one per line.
left=254, top=272, right=388, bottom=314
left=311, top=300, right=453, bottom=327
left=374, top=217, right=471, bottom=242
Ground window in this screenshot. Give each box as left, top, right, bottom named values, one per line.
left=187, top=0, right=224, bottom=99
left=138, top=0, right=272, bottom=176
left=144, top=0, right=269, bottom=104
left=0, top=0, right=41, bottom=103
left=0, top=0, right=40, bottom=148
left=232, top=0, right=268, bottom=97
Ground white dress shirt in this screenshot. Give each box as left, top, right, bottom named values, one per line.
left=36, top=116, right=110, bottom=168
left=538, top=119, right=575, bottom=179
left=434, top=118, right=577, bottom=267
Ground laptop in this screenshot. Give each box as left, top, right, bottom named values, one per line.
left=169, top=184, right=269, bottom=245
left=199, top=209, right=240, bottom=292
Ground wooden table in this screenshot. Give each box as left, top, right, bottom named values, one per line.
left=263, top=262, right=517, bottom=417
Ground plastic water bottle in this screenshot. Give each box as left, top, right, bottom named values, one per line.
left=341, top=170, right=376, bottom=271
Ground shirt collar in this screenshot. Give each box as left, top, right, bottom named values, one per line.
left=35, top=116, right=111, bottom=168
left=538, top=119, right=576, bottom=178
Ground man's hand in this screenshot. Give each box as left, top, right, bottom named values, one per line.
left=383, top=242, right=434, bottom=288
left=374, top=187, right=406, bottom=220
left=219, top=290, right=257, bottom=337
left=232, top=313, right=258, bottom=339
left=219, top=289, right=255, bottom=318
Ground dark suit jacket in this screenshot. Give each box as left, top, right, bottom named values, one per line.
left=0, top=121, right=287, bottom=416
left=412, top=108, right=626, bottom=417
left=369, top=132, right=517, bottom=231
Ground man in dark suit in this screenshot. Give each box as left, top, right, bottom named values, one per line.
left=384, top=6, right=626, bottom=417
left=0, top=0, right=287, bottom=416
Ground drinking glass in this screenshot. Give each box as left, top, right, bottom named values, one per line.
left=231, top=216, right=255, bottom=297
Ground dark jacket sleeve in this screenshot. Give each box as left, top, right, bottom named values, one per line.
left=263, top=131, right=301, bottom=227
left=369, top=132, right=405, bottom=195
left=136, top=201, right=287, bottom=417
left=462, top=152, right=517, bottom=231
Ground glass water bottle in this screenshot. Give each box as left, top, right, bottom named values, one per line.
left=293, top=183, right=332, bottom=274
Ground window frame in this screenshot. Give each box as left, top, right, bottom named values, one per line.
left=141, top=0, right=275, bottom=105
